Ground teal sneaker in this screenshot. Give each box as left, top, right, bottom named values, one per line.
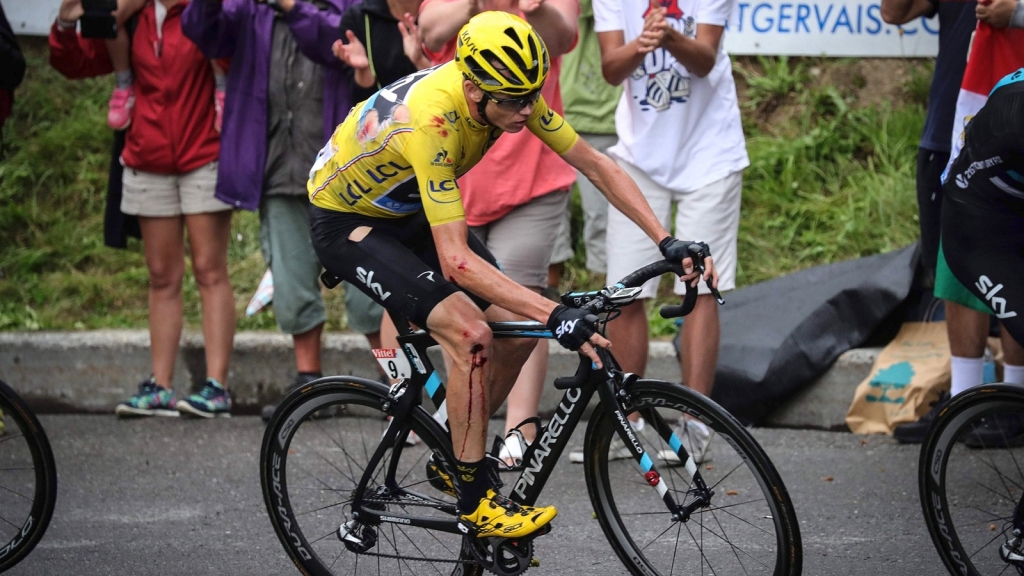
left=176, top=378, right=231, bottom=418
left=115, top=377, right=180, bottom=417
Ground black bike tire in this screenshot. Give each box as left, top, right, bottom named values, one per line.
left=583, top=379, right=802, bottom=576
left=259, top=376, right=467, bottom=576
left=919, top=383, right=1024, bottom=576
left=0, top=379, right=58, bottom=574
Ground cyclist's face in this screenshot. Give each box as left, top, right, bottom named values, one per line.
left=484, top=90, right=539, bottom=132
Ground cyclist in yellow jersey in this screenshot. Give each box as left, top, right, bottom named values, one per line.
left=307, top=11, right=719, bottom=540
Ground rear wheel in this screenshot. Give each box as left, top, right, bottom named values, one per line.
left=583, top=379, right=801, bottom=576
left=260, top=376, right=481, bottom=576
left=0, top=379, right=58, bottom=573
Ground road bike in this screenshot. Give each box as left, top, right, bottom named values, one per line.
left=920, top=383, right=1024, bottom=575
left=261, top=257, right=802, bottom=576
left=0, top=378, right=57, bottom=573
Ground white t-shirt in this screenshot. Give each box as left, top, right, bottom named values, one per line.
left=593, top=0, right=749, bottom=192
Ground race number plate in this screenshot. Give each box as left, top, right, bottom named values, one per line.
left=373, top=349, right=412, bottom=380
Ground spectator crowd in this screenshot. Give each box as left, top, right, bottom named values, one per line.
left=3, top=0, right=1022, bottom=452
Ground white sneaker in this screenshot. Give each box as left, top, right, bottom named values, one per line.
left=498, top=435, right=528, bottom=467
left=569, top=417, right=645, bottom=463
left=657, top=418, right=712, bottom=465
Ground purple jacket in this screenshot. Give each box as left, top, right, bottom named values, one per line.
left=182, top=0, right=356, bottom=210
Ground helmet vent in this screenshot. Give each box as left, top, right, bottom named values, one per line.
left=501, top=47, right=530, bottom=80
left=503, top=27, right=525, bottom=49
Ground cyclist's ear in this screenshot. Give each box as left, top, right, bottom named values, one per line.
left=464, top=80, right=484, bottom=103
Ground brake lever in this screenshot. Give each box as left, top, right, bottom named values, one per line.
left=691, top=261, right=725, bottom=306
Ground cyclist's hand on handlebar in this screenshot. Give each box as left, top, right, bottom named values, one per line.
left=547, top=305, right=611, bottom=368
left=659, top=238, right=719, bottom=289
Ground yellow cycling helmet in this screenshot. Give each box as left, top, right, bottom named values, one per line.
left=455, top=12, right=549, bottom=96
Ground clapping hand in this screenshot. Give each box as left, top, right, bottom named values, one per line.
left=398, top=13, right=431, bottom=69
left=976, top=0, right=1017, bottom=28
left=638, top=3, right=668, bottom=53
left=519, top=0, right=545, bottom=14
left=333, top=30, right=369, bottom=70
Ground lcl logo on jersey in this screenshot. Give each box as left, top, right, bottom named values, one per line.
left=427, top=179, right=459, bottom=204
left=976, top=275, right=1018, bottom=319
left=538, top=109, right=564, bottom=132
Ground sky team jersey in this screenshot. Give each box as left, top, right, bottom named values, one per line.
left=307, top=62, right=580, bottom=226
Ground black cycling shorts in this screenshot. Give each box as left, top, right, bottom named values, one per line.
left=309, top=206, right=498, bottom=328
left=940, top=194, right=1024, bottom=344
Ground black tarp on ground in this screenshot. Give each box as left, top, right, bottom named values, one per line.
left=690, top=244, right=919, bottom=425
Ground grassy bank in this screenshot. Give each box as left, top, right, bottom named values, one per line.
left=0, top=39, right=927, bottom=334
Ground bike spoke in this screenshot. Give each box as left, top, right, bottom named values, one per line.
left=0, top=480, right=33, bottom=502
left=968, top=522, right=1012, bottom=560
left=681, top=515, right=717, bottom=576
left=694, top=511, right=772, bottom=572
left=639, top=521, right=680, bottom=552
left=395, top=525, right=446, bottom=576
left=295, top=497, right=354, bottom=518
left=709, top=507, right=753, bottom=576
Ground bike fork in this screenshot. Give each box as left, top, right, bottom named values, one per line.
left=601, top=378, right=714, bottom=522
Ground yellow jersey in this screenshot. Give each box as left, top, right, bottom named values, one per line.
left=308, top=62, right=579, bottom=226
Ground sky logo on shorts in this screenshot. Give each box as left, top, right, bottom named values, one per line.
left=357, top=267, right=391, bottom=301
left=976, top=275, right=1017, bottom=319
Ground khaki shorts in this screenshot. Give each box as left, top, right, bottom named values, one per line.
left=606, top=160, right=741, bottom=298
left=470, top=190, right=570, bottom=289
left=121, top=161, right=230, bottom=217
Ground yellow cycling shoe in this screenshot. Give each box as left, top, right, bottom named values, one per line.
left=426, top=453, right=457, bottom=498
left=459, top=489, right=557, bottom=539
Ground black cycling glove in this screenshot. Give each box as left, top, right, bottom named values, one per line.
left=547, top=305, right=599, bottom=350
left=659, top=237, right=711, bottom=263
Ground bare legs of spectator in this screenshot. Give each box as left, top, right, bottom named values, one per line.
left=946, top=301, right=1024, bottom=394
left=607, top=294, right=718, bottom=396
left=293, top=323, right=324, bottom=376
left=140, top=210, right=235, bottom=389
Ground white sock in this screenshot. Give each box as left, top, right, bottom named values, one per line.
left=951, top=356, right=984, bottom=397
left=1004, top=363, right=1024, bottom=386
left=630, top=416, right=645, bottom=432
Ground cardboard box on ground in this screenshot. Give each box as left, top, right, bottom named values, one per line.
left=846, top=322, right=1004, bottom=435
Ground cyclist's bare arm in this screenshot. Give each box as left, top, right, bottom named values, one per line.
left=429, top=219, right=611, bottom=364
left=560, top=137, right=719, bottom=287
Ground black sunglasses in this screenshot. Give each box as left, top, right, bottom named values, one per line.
left=485, top=90, right=542, bottom=112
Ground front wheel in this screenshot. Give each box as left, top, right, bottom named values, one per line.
left=920, top=384, right=1024, bottom=576
left=583, top=379, right=802, bottom=576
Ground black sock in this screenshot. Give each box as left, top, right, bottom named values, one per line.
left=455, top=457, right=491, bottom=513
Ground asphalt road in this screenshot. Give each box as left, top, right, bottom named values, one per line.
left=6, top=416, right=945, bottom=576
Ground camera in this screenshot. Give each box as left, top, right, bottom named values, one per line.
left=80, top=0, right=118, bottom=39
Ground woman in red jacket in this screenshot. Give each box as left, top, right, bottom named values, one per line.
left=51, top=0, right=235, bottom=418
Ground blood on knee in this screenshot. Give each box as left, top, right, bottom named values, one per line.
left=347, top=226, right=372, bottom=242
